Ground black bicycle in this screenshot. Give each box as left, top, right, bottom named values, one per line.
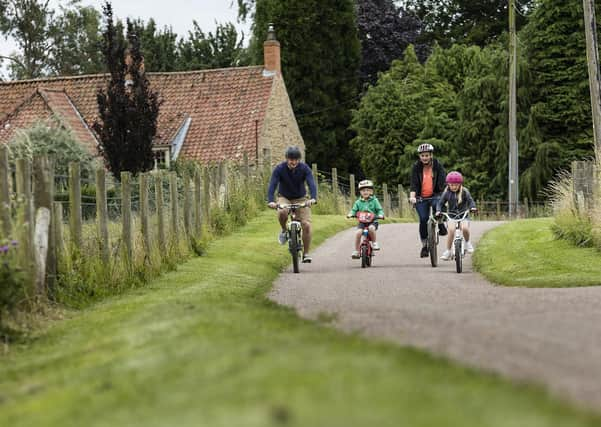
left=416, top=197, right=441, bottom=267
left=277, top=202, right=307, bottom=273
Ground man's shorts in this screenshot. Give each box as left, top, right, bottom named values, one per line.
left=277, top=196, right=312, bottom=223
left=357, top=221, right=379, bottom=230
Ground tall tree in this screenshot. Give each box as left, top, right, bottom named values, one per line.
left=129, top=18, right=179, bottom=72
left=48, top=2, right=105, bottom=76
left=93, top=2, right=160, bottom=179
left=520, top=0, right=600, bottom=198
left=251, top=0, right=361, bottom=171
left=177, top=21, right=248, bottom=70
left=357, top=0, right=426, bottom=87
left=403, top=0, right=534, bottom=48
left=0, top=0, right=54, bottom=79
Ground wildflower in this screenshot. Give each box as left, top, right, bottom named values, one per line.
left=0, top=245, right=8, bottom=254
left=10, top=240, right=18, bottom=247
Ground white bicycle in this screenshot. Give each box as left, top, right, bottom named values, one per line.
left=438, top=210, right=472, bottom=273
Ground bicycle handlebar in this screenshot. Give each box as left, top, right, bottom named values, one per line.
left=438, top=210, right=471, bottom=221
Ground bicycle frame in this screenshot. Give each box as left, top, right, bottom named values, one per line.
left=440, top=210, right=470, bottom=273
left=277, top=202, right=307, bottom=273
left=416, top=196, right=440, bottom=267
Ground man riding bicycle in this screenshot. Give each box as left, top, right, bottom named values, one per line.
left=267, top=146, right=317, bottom=263
left=409, top=143, right=447, bottom=258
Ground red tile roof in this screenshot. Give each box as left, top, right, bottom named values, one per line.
left=0, top=66, right=276, bottom=163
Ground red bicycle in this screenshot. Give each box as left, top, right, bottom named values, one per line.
left=354, top=211, right=376, bottom=268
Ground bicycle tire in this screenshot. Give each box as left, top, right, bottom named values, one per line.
left=428, top=220, right=438, bottom=267
left=455, top=239, right=462, bottom=273
left=290, top=223, right=300, bottom=273
left=361, top=245, right=368, bottom=268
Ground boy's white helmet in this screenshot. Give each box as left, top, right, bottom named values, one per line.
left=358, top=179, right=374, bottom=190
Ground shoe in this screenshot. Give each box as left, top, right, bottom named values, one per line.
left=372, top=242, right=380, bottom=250
left=466, top=241, right=474, bottom=253
left=278, top=231, right=287, bottom=245
left=440, top=249, right=451, bottom=261
left=302, top=254, right=312, bottom=263
left=420, top=245, right=429, bottom=258
left=438, top=224, right=448, bottom=236
left=351, top=250, right=360, bottom=259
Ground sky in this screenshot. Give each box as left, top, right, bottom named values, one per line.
left=0, top=0, right=252, bottom=78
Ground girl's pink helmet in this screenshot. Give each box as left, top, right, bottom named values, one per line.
left=446, top=171, right=463, bottom=184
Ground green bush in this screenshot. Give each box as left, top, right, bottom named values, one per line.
left=7, top=118, right=98, bottom=178
left=0, top=239, right=28, bottom=329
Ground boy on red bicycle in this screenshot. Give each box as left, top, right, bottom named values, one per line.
left=347, top=180, right=385, bottom=259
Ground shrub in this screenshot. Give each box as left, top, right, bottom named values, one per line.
left=7, top=119, right=98, bottom=178
left=0, top=239, right=28, bottom=327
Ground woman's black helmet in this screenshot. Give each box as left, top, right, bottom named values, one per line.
left=285, top=146, right=302, bottom=160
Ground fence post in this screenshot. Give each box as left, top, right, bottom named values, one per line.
left=170, top=172, right=179, bottom=245
left=68, top=162, right=82, bottom=250
left=96, top=168, right=109, bottom=264
left=398, top=184, right=405, bottom=218
left=183, top=170, right=192, bottom=238
left=312, top=163, right=318, bottom=187
left=202, top=166, right=211, bottom=225
left=523, top=197, right=530, bottom=218
left=243, top=152, right=250, bottom=181
left=332, top=167, right=339, bottom=212
left=140, top=173, right=151, bottom=254
left=0, top=145, right=11, bottom=237
left=33, top=155, right=53, bottom=294
left=155, top=171, right=166, bottom=254
left=16, top=158, right=34, bottom=279
left=194, top=168, right=202, bottom=238
left=496, top=199, right=501, bottom=219
left=121, top=171, right=133, bottom=261
left=383, top=183, right=391, bottom=217
left=53, top=201, right=64, bottom=259
left=349, top=174, right=356, bottom=204
left=218, top=161, right=228, bottom=208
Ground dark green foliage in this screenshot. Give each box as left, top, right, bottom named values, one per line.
left=48, top=3, right=105, bottom=76
left=129, top=18, right=179, bottom=72
left=251, top=0, right=361, bottom=171
left=404, top=0, right=534, bottom=47
left=93, top=2, right=160, bottom=180
left=177, top=21, right=249, bottom=70
left=520, top=0, right=599, bottom=199
left=357, top=0, right=426, bottom=87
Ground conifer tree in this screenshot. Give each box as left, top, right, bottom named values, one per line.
left=93, top=2, right=160, bottom=180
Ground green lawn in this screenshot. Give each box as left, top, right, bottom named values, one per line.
left=0, top=213, right=599, bottom=426
left=474, top=218, right=601, bottom=287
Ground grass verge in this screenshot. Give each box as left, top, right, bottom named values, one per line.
left=474, top=218, right=601, bottom=287
left=0, top=213, right=599, bottom=426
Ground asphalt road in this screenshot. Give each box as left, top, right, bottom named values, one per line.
left=270, top=221, right=601, bottom=410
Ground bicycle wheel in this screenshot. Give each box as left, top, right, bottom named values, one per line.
left=367, top=248, right=373, bottom=267
left=290, top=223, right=300, bottom=273
left=428, top=220, right=438, bottom=267
left=361, top=245, right=368, bottom=268
left=454, top=239, right=462, bottom=273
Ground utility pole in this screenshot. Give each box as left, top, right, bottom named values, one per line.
left=508, top=0, right=519, bottom=216
left=583, top=0, right=601, bottom=160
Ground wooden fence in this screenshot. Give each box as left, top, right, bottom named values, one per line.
left=0, top=145, right=263, bottom=297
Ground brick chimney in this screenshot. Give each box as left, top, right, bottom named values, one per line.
left=263, top=24, right=281, bottom=75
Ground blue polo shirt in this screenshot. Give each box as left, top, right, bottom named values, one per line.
left=267, top=161, right=318, bottom=203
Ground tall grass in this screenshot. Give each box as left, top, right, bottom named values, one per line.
left=548, top=159, right=601, bottom=249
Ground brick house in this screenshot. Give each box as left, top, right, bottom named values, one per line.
left=0, top=27, right=304, bottom=168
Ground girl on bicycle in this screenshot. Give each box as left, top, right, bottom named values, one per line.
left=435, top=171, right=477, bottom=261
left=347, top=180, right=385, bottom=259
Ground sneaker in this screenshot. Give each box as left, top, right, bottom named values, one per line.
left=278, top=231, right=287, bottom=245
left=302, top=254, right=312, bottom=263
left=466, top=241, right=475, bottom=254
left=372, top=242, right=381, bottom=250
left=440, top=249, right=452, bottom=261
left=351, top=250, right=360, bottom=259
left=420, top=245, right=429, bottom=258
left=438, top=224, right=448, bottom=236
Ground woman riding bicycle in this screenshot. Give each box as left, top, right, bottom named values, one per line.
left=347, top=179, right=384, bottom=259
left=409, top=143, right=447, bottom=258
left=435, top=171, right=477, bottom=261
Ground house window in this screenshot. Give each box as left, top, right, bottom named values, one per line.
left=153, top=149, right=170, bottom=169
